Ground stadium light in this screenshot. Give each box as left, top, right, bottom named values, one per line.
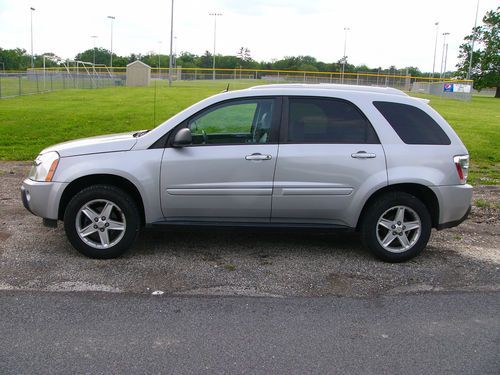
left=30, top=7, right=35, bottom=68
left=107, top=16, right=115, bottom=69
left=440, top=32, right=450, bottom=79
left=467, top=0, right=480, bottom=80
left=341, top=27, right=350, bottom=84
left=168, top=0, right=174, bottom=86
left=431, top=22, right=439, bottom=79
left=91, top=35, right=98, bottom=65
left=209, top=12, right=223, bottom=80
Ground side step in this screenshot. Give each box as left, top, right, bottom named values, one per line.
left=147, top=220, right=352, bottom=231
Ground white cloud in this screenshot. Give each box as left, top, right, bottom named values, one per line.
left=0, top=0, right=497, bottom=71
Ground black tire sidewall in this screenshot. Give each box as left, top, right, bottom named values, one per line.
left=361, top=192, right=432, bottom=262
left=64, top=185, right=140, bottom=259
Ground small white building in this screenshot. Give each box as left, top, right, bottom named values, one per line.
left=126, top=60, right=151, bottom=87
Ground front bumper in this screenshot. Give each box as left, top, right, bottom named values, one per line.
left=21, top=179, right=68, bottom=221
left=430, top=184, right=473, bottom=229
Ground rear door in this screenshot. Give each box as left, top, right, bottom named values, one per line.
left=160, top=97, right=281, bottom=222
left=271, top=96, right=387, bottom=227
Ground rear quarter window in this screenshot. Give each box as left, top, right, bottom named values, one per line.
left=373, top=101, right=451, bottom=145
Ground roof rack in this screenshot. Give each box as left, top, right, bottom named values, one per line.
left=248, top=83, right=408, bottom=96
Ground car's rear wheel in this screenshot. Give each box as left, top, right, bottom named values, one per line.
left=64, top=185, right=140, bottom=259
left=361, top=192, right=431, bottom=262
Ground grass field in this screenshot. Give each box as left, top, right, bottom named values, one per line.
left=0, top=80, right=498, bottom=184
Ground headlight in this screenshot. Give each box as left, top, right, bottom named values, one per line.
left=29, top=151, right=60, bottom=182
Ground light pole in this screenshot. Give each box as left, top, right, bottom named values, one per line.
left=30, top=7, right=35, bottom=68
left=431, top=22, right=439, bottom=79
left=168, top=0, right=174, bottom=86
left=107, top=16, right=115, bottom=68
left=440, top=32, right=450, bottom=79
left=467, top=0, right=480, bottom=80
left=91, top=35, right=98, bottom=65
left=209, top=12, right=222, bottom=81
left=341, top=27, right=350, bottom=84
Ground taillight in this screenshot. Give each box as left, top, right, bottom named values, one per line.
left=453, top=155, right=469, bottom=184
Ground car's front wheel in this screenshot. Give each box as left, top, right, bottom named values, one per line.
left=64, top=185, right=140, bottom=258
left=361, top=192, right=432, bottom=262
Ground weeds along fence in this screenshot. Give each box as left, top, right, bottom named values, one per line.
left=0, top=67, right=473, bottom=100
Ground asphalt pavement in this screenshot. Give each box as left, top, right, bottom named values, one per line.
left=1, top=290, right=499, bottom=374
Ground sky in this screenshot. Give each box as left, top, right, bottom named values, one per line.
left=0, top=0, right=498, bottom=72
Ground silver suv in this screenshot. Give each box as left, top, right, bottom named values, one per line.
left=21, top=84, right=472, bottom=262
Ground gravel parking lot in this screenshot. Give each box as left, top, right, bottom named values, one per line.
left=1, top=161, right=499, bottom=297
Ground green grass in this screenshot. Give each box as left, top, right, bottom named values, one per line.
left=0, top=80, right=498, bottom=184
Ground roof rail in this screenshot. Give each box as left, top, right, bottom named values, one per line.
left=248, top=83, right=408, bottom=96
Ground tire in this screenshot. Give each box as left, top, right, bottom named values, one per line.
left=64, top=185, right=140, bottom=259
left=360, top=192, right=431, bottom=262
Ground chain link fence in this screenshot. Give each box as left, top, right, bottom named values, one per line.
left=1, top=67, right=473, bottom=101
left=0, top=70, right=125, bottom=99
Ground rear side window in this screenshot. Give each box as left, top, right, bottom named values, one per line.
left=287, top=98, right=379, bottom=144
left=373, top=101, right=451, bottom=145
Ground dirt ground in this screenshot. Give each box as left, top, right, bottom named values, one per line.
left=0, top=161, right=498, bottom=297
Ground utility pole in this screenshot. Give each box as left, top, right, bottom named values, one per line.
left=91, top=35, right=98, bottom=65
left=431, top=22, right=439, bottom=79
left=467, top=0, right=480, bottom=80
left=209, top=12, right=222, bottom=80
left=440, top=32, right=450, bottom=79
left=341, top=27, right=350, bottom=84
left=168, top=0, right=174, bottom=86
left=443, top=43, right=449, bottom=79
left=30, top=7, right=35, bottom=68
left=107, top=16, right=115, bottom=68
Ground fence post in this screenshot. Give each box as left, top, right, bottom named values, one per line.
left=303, top=72, right=306, bottom=83
left=50, top=73, right=53, bottom=91
left=19, top=76, right=22, bottom=96
left=356, top=73, right=359, bottom=85
left=0, top=75, right=2, bottom=98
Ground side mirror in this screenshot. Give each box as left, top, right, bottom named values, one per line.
left=172, top=128, right=192, bottom=148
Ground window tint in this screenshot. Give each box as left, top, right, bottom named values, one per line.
left=287, top=98, right=379, bottom=144
left=373, top=101, right=451, bottom=145
left=187, top=99, right=274, bottom=145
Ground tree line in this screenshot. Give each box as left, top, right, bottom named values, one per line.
left=0, top=46, right=428, bottom=77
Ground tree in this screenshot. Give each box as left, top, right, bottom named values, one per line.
left=0, top=48, right=31, bottom=70
left=456, top=7, right=499, bottom=97
left=237, top=47, right=251, bottom=62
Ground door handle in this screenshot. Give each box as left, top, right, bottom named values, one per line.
left=245, top=153, right=272, bottom=161
left=351, top=151, right=376, bottom=159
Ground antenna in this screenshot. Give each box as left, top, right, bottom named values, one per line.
left=222, top=83, right=230, bottom=92
left=153, top=80, right=158, bottom=126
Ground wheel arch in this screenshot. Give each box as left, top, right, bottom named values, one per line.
left=58, top=174, right=146, bottom=225
left=356, top=183, right=440, bottom=230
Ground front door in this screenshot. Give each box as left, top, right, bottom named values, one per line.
left=160, top=97, right=280, bottom=222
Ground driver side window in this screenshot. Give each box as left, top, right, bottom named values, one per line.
left=187, top=98, right=275, bottom=145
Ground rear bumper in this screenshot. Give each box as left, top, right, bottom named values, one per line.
left=430, top=184, right=473, bottom=229
left=436, top=205, right=471, bottom=230
left=21, top=179, right=68, bottom=221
